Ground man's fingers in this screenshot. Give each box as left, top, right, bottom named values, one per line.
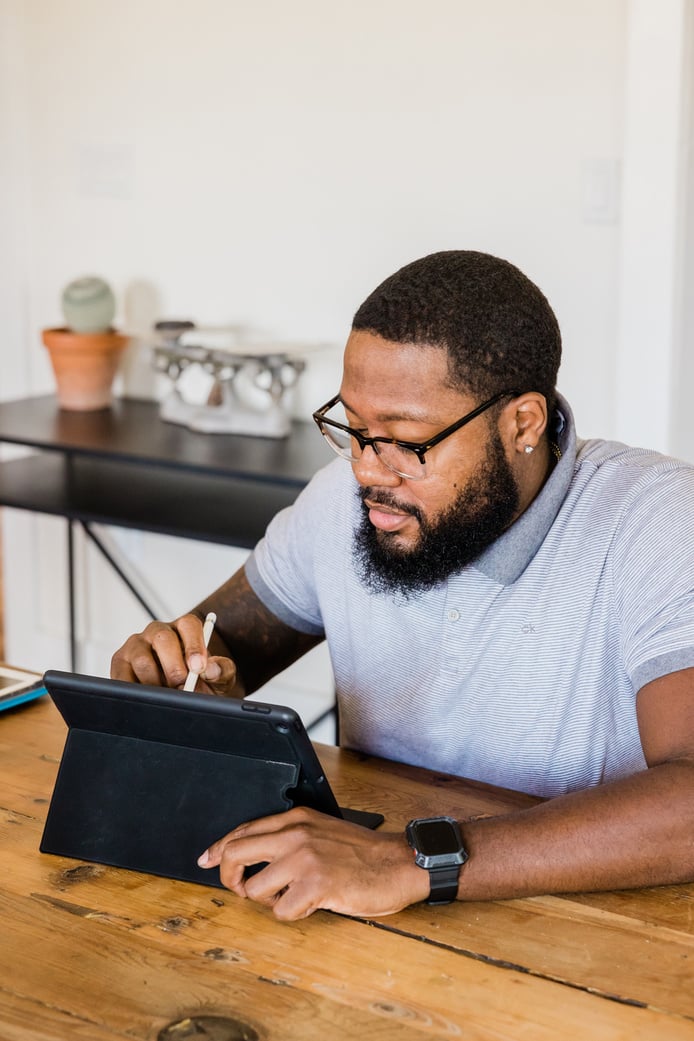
left=197, top=812, right=316, bottom=904
left=109, top=654, right=138, bottom=683
left=269, top=883, right=320, bottom=922
left=216, top=840, right=308, bottom=912
left=110, top=612, right=241, bottom=695
left=198, top=813, right=291, bottom=868
left=175, top=614, right=212, bottom=673
left=111, top=622, right=184, bottom=687
left=199, top=655, right=237, bottom=694
left=110, top=615, right=211, bottom=690
left=148, top=622, right=192, bottom=687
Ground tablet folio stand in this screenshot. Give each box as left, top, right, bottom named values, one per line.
left=40, top=670, right=382, bottom=888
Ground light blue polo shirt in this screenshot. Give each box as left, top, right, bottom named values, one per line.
left=246, top=396, right=694, bottom=797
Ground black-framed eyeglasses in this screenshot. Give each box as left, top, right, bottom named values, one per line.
left=312, top=390, right=516, bottom=480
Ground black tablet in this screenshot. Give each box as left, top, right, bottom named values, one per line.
left=40, top=670, right=383, bottom=888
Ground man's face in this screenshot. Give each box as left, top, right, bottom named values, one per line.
left=340, top=331, right=520, bottom=594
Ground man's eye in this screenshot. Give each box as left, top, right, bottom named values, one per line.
left=346, top=418, right=368, bottom=435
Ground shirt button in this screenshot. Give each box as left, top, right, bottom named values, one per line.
left=446, top=609, right=460, bottom=622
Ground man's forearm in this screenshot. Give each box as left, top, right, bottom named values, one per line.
left=456, top=759, right=694, bottom=901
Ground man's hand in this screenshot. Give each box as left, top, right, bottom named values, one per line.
left=110, top=614, right=239, bottom=695
left=197, top=807, right=429, bottom=920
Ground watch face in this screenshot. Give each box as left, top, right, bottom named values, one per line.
left=413, top=818, right=460, bottom=856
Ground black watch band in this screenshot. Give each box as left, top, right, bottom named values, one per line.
left=427, top=865, right=461, bottom=905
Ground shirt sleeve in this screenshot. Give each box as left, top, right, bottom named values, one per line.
left=612, top=463, right=694, bottom=690
left=245, top=461, right=346, bottom=636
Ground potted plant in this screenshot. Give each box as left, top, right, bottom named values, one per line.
left=42, top=276, right=129, bottom=410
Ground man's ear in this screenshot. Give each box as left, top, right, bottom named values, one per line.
left=501, top=392, right=548, bottom=455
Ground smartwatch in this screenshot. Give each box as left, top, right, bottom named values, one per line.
left=406, top=816, right=468, bottom=905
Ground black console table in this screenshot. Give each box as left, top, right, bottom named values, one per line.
left=0, top=395, right=333, bottom=670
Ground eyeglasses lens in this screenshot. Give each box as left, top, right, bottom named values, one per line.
left=320, top=401, right=426, bottom=480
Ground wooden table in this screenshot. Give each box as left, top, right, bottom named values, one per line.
left=2, top=697, right=694, bottom=1040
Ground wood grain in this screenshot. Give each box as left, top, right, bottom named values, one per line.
left=2, top=697, right=694, bottom=1040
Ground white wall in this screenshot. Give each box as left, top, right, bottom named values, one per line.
left=672, top=0, right=694, bottom=463
left=1, top=0, right=692, bottom=706
left=615, top=0, right=692, bottom=454
left=4, top=0, right=629, bottom=425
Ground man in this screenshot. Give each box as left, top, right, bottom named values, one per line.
left=112, top=250, right=694, bottom=921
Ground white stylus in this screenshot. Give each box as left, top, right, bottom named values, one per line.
left=183, top=611, right=217, bottom=691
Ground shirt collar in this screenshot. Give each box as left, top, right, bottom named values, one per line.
left=471, top=392, right=576, bottom=586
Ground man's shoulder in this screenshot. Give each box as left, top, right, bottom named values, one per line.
left=574, top=437, right=694, bottom=492
left=293, top=457, right=357, bottom=504
left=308, top=457, right=357, bottom=488
left=276, top=458, right=358, bottom=541
left=564, top=437, right=694, bottom=545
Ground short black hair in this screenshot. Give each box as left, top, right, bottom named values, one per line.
left=352, top=250, right=562, bottom=410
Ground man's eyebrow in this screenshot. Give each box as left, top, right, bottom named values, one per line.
left=339, top=395, right=436, bottom=425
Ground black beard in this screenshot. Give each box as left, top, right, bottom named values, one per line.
left=353, top=432, right=520, bottom=597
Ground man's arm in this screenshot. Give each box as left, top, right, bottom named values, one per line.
left=198, top=667, right=694, bottom=918
left=110, top=565, right=322, bottom=695
left=454, top=665, right=694, bottom=899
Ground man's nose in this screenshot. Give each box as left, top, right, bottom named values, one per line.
left=351, top=446, right=403, bottom=487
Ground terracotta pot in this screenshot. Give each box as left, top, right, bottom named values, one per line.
left=42, top=327, right=129, bottom=411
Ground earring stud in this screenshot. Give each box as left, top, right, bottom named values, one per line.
left=524, top=444, right=534, bottom=454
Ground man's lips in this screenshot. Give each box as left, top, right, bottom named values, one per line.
left=364, top=498, right=418, bottom=533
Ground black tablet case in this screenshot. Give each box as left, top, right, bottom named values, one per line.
left=40, top=670, right=382, bottom=888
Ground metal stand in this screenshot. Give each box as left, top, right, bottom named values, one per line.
left=151, top=323, right=312, bottom=438
left=65, top=521, right=159, bottom=673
